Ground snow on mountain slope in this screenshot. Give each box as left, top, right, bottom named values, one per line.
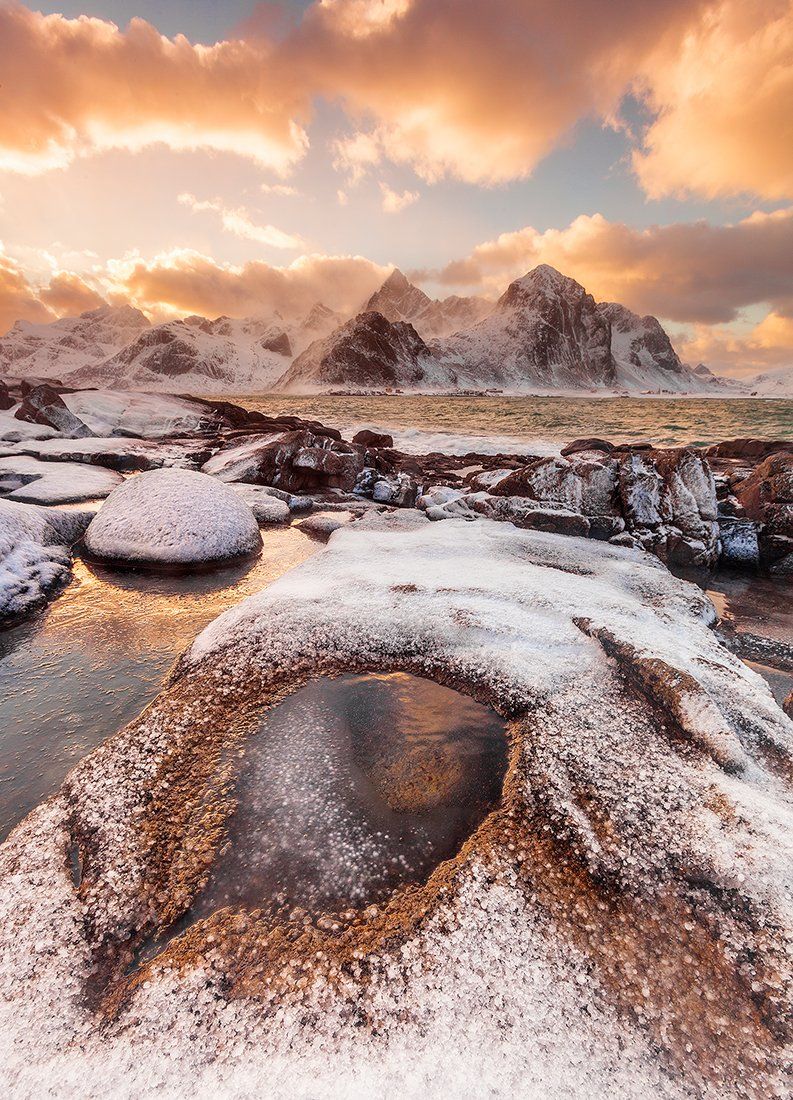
left=63, top=304, right=344, bottom=394
left=363, top=269, right=493, bottom=339
left=274, top=311, right=458, bottom=393
left=0, top=305, right=149, bottom=381
left=743, top=366, right=793, bottom=397
left=437, top=265, right=616, bottom=391
left=597, top=302, right=715, bottom=393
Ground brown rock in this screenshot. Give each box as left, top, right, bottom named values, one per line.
left=560, top=437, right=614, bottom=457
left=0, top=379, right=13, bottom=411
left=352, top=428, right=394, bottom=449
left=14, top=384, right=93, bottom=437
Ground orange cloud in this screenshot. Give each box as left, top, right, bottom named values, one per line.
left=424, top=209, right=793, bottom=324
left=633, top=0, right=793, bottom=201
left=293, top=0, right=710, bottom=185
left=674, top=317, right=793, bottom=377
left=0, top=3, right=309, bottom=174
left=112, top=248, right=388, bottom=318
left=0, top=247, right=55, bottom=332
left=38, top=272, right=107, bottom=316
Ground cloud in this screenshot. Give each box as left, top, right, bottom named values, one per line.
left=2, top=0, right=789, bottom=204
left=379, top=182, right=419, bottom=213
left=0, top=3, right=309, bottom=174
left=633, top=0, right=793, bottom=201
left=177, top=193, right=304, bottom=249
left=38, top=272, right=106, bottom=315
left=113, top=248, right=388, bottom=318
left=0, top=245, right=55, bottom=332
left=295, top=0, right=710, bottom=186
left=674, top=317, right=793, bottom=377
left=424, top=208, right=793, bottom=324
left=260, top=182, right=299, bottom=196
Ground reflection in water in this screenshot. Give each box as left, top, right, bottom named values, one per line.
left=182, top=673, right=508, bottom=924
left=0, top=527, right=318, bottom=840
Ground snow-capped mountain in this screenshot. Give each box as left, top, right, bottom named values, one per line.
left=274, top=311, right=455, bottom=393
left=62, top=304, right=344, bottom=394
left=742, top=365, right=793, bottom=397
left=362, top=269, right=492, bottom=339
left=597, top=302, right=716, bottom=392
left=438, top=265, right=617, bottom=390
left=0, top=265, right=764, bottom=396
left=0, top=304, right=150, bottom=381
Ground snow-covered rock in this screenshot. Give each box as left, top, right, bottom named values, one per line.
left=0, top=456, right=123, bottom=504
left=0, top=499, right=91, bottom=621
left=83, top=468, right=262, bottom=567
left=1, top=517, right=790, bottom=1096
left=743, top=365, right=793, bottom=397
left=61, top=390, right=219, bottom=438
left=230, top=483, right=291, bottom=524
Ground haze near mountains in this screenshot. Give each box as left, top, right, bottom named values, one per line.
left=1, top=266, right=789, bottom=397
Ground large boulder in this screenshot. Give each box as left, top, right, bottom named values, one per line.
left=0, top=499, right=92, bottom=622
left=83, top=468, right=262, bottom=568
left=0, top=379, right=13, bottom=411
left=352, top=428, right=394, bottom=449
left=203, top=430, right=366, bottom=494
left=14, top=384, right=93, bottom=438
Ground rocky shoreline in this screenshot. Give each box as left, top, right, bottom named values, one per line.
left=0, top=382, right=791, bottom=1097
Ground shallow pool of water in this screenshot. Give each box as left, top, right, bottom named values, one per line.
left=160, top=673, right=509, bottom=935
left=0, top=526, right=318, bottom=840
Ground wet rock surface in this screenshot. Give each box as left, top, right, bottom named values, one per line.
left=0, top=516, right=790, bottom=1097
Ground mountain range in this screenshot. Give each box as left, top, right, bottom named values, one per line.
left=1, top=265, right=789, bottom=396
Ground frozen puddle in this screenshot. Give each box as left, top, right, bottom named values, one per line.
left=148, top=673, right=508, bottom=951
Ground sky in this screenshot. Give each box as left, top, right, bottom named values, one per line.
left=0, top=0, right=792, bottom=376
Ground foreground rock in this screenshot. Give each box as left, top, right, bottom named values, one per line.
left=0, top=517, right=790, bottom=1096
left=0, top=455, right=123, bottom=504
left=0, top=499, right=92, bottom=622
left=83, top=468, right=262, bottom=569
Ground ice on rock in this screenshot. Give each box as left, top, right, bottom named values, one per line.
left=0, top=499, right=91, bottom=621
left=61, top=390, right=217, bottom=439
left=0, top=517, right=791, bottom=1097
left=230, top=483, right=291, bottom=525
left=83, top=468, right=262, bottom=567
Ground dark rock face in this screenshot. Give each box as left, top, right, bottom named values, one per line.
left=275, top=311, right=437, bottom=393
left=352, top=429, right=394, bottom=449
left=14, top=384, right=93, bottom=437
left=597, top=302, right=684, bottom=376
left=732, top=452, right=793, bottom=571
left=260, top=331, right=292, bottom=357
left=205, top=430, right=368, bottom=494
left=706, top=439, right=791, bottom=462
left=560, top=437, right=614, bottom=456
left=0, top=379, right=13, bottom=411
left=451, top=265, right=617, bottom=388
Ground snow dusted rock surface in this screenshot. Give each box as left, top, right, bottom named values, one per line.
left=0, top=455, right=123, bottom=504
left=83, top=468, right=262, bottom=568
left=0, top=499, right=91, bottom=621
left=0, top=517, right=790, bottom=1096
left=61, top=390, right=220, bottom=438
left=230, top=483, right=291, bottom=525
left=597, top=302, right=707, bottom=392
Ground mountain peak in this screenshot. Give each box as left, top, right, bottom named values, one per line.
left=498, top=265, right=586, bottom=311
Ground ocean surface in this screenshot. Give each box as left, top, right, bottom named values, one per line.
left=234, top=395, right=793, bottom=454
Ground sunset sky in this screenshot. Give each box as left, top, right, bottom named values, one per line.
left=1, top=0, right=792, bottom=375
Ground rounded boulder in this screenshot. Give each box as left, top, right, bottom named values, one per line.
left=84, top=468, right=262, bottom=569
